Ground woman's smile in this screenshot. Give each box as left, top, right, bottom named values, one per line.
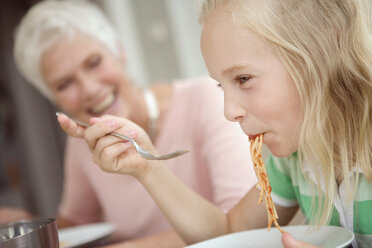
left=88, top=91, right=117, bottom=115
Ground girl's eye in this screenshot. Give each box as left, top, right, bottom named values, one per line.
left=235, top=75, right=252, bottom=85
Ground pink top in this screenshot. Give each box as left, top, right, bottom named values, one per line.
left=58, top=76, right=257, bottom=241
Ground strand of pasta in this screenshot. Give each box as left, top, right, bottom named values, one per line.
left=250, top=134, right=283, bottom=233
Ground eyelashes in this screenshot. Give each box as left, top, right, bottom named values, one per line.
left=87, top=55, right=102, bottom=69
left=215, top=74, right=253, bottom=90
left=235, top=75, right=252, bottom=85
left=57, top=78, right=73, bottom=91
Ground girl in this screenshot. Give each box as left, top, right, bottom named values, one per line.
left=59, top=0, right=372, bottom=247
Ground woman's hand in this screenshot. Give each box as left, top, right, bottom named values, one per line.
left=282, top=232, right=320, bottom=248
left=0, top=207, right=34, bottom=224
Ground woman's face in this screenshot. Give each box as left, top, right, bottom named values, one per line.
left=41, top=32, right=131, bottom=122
left=201, top=11, right=302, bottom=157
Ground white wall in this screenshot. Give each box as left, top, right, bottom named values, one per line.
left=97, top=0, right=207, bottom=86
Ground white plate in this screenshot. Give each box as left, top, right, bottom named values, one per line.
left=58, top=222, right=116, bottom=248
left=187, top=225, right=354, bottom=248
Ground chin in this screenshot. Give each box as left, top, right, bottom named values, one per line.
left=266, top=144, right=296, bottom=158
left=270, top=150, right=292, bottom=158
left=263, top=133, right=297, bottom=158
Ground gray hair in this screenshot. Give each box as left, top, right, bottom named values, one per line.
left=14, top=0, right=120, bottom=101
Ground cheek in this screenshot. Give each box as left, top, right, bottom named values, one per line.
left=247, top=85, right=279, bottom=123
left=97, top=60, right=123, bottom=87
left=55, top=91, right=81, bottom=113
left=272, top=89, right=302, bottom=154
left=261, top=72, right=301, bottom=123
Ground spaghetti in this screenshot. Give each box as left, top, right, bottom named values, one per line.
left=249, top=134, right=283, bottom=233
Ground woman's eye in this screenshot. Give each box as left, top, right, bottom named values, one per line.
left=88, top=55, right=102, bottom=68
left=236, top=76, right=252, bottom=85
left=57, top=79, right=73, bottom=91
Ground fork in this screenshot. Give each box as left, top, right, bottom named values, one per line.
left=56, top=112, right=189, bottom=160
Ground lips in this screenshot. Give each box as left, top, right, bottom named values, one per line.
left=248, top=132, right=265, bottom=140
left=248, top=134, right=258, bottom=139
left=89, top=93, right=116, bottom=114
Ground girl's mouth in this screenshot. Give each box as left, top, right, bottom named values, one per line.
left=248, top=135, right=257, bottom=141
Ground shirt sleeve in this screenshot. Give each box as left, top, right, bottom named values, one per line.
left=197, top=77, right=258, bottom=212
left=58, top=137, right=103, bottom=224
left=266, top=155, right=298, bottom=207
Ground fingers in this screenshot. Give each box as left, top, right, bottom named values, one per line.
left=84, top=116, right=140, bottom=174
left=84, top=117, right=120, bottom=150
left=93, top=134, right=132, bottom=165
left=282, top=232, right=319, bottom=248
left=84, top=116, right=138, bottom=151
left=68, top=115, right=155, bottom=176
left=57, top=113, right=86, bottom=138
left=99, top=142, right=133, bottom=173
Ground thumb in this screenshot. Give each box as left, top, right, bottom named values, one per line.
left=282, top=232, right=318, bottom=248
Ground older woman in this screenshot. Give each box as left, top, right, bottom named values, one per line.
left=0, top=1, right=257, bottom=247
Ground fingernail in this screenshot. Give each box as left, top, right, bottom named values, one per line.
left=107, top=119, right=117, bottom=127
left=89, top=117, right=101, bottom=125
left=127, top=130, right=137, bottom=138
left=56, top=112, right=65, bottom=119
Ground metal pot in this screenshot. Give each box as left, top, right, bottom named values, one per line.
left=0, top=218, right=59, bottom=248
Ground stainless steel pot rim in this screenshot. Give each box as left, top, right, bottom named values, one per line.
left=0, top=217, right=56, bottom=228
left=0, top=217, right=56, bottom=243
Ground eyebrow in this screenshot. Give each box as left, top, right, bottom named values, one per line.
left=222, top=64, right=250, bottom=76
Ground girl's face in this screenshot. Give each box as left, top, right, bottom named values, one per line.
left=201, top=11, right=302, bottom=157
left=41, top=32, right=132, bottom=123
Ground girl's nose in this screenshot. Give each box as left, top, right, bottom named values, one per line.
left=223, top=91, right=244, bottom=122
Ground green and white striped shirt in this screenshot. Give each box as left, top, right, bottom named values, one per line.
left=266, top=153, right=372, bottom=248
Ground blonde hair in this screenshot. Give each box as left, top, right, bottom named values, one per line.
left=197, top=0, right=372, bottom=225
left=14, top=0, right=120, bottom=101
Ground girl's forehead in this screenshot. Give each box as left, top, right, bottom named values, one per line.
left=202, top=11, right=269, bottom=49
left=202, top=13, right=272, bottom=61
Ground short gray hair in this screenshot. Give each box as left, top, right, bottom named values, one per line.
left=14, top=0, right=120, bottom=101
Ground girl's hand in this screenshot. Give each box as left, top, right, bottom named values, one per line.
left=57, top=114, right=159, bottom=178
left=282, top=232, right=319, bottom=248
left=83, top=115, right=159, bottom=178
left=57, top=113, right=86, bottom=138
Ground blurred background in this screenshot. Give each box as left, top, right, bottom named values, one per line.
left=0, top=0, right=207, bottom=217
